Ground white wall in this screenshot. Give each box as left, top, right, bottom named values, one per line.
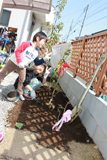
left=19, top=11, right=32, bottom=44
left=59, top=70, right=107, bottom=160
left=3, top=8, right=31, bottom=47
left=30, top=18, right=41, bottom=41
left=1, top=6, right=54, bottom=48
left=46, top=6, right=55, bottom=24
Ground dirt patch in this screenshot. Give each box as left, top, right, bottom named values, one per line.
left=7, top=85, right=103, bottom=160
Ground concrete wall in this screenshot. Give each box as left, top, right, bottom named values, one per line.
left=59, top=70, right=107, bottom=160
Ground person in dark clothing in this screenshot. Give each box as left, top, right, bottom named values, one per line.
left=14, top=63, right=50, bottom=100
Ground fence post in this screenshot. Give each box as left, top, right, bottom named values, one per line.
left=95, top=59, right=107, bottom=96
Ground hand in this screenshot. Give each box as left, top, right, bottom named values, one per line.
left=43, top=52, right=51, bottom=61
left=18, top=62, right=25, bottom=68
left=43, top=66, right=50, bottom=79
left=30, top=90, right=36, bottom=99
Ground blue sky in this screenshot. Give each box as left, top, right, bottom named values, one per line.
left=52, top=0, right=107, bottom=42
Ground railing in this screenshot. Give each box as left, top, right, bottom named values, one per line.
left=69, top=31, right=107, bottom=96
left=37, top=33, right=107, bottom=96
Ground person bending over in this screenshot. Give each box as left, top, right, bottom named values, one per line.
left=0, top=31, right=50, bottom=100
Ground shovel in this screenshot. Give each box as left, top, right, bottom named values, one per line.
left=70, top=54, right=107, bottom=122
left=29, top=91, right=40, bottom=103
left=34, top=97, right=40, bottom=103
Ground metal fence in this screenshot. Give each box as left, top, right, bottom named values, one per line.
left=69, top=31, right=107, bottom=96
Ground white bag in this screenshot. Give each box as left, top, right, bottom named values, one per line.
left=51, top=43, right=71, bottom=68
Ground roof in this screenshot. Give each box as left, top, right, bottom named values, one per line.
left=2, top=0, right=52, bottom=14
left=92, top=29, right=107, bottom=35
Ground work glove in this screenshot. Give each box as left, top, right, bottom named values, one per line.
left=43, top=66, right=50, bottom=79
left=43, top=52, right=51, bottom=61
left=18, top=62, right=25, bottom=68
left=30, top=90, right=36, bottom=99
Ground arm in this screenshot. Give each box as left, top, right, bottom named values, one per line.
left=42, top=66, right=50, bottom=84
left=23, top=70, right=36, bottom=99
left=42, top=78, right=46, bottom=84
left=34, top=55, right=45, bottom=65
left=34, top=52, right=51, bottom=65
left=25, top=84, right=33, bottom=92
left=15, top=41, right=31, bottom=64
left=25, top=84, right=36, bottom=99
left=14, top=76, right=35, bottom=92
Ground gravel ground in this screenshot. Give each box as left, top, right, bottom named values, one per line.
left=0, top=70, right=18, bottom=134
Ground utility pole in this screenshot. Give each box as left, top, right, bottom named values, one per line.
left=79, top=4, right=89, bottom=39
left=66, top=19, right=73, bottom=42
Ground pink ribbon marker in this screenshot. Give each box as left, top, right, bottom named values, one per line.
left=0, top=133, right=5, bottom=143
left=52, top=109, right=72, bottom=131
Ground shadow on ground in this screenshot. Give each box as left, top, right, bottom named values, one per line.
left=1, top=85, right=103, bottom=160
left=8, top=86, right=93, bottom=150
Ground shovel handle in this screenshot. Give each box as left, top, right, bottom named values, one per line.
left=78, top=54, right=107, bottom=110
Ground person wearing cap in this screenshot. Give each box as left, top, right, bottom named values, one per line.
left=14, top=63, right=50, bottom=100
left=0, top=31, right=51, bottom=101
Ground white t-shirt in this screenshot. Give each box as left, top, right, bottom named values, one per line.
left=10, top=46, right=38, bottom=66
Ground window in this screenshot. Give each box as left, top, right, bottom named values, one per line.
left=0, top=9, right=11, bottom=26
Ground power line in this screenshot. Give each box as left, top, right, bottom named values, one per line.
left=60, top=0, right=106, bottom=41
left=63, top=4, right=107, bottom=24
left=84, top=15, right=107, bottom=27
left=70, top=3, right=107, bottom=34
left=62, top=8, right=84, bottom=18
left=89, top=0, right=102, bottom=7
left=62, top=7, right=86, bottom=40
left=67, top=14, right=107, bottom=40
left=87, top=5, right=107, bottom=19
left=68, top=11, right=107, bottom=40
left=88, top=1, right=107, bottom=16
left=70, top=9, right=85, bottom=29
left=61, top=0, right=102, bottom=18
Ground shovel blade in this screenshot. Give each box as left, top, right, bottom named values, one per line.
left=70, top=105, right=82, bottom=122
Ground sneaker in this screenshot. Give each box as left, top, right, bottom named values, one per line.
left=19, top=94, right=25, bottom=101
left=23, top=94, right=33, bottom=100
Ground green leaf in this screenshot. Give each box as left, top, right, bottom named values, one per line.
left=15, top=122, right=24, bottom=129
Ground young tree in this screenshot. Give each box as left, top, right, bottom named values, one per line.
left=45, top=0, right=72, bottom=110
left=46, top=0, right=68, bottom=51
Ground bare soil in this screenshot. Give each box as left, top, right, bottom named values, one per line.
left=6, top=84, right=104, bottom=160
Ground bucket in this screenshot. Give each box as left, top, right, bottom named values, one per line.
left=2, top=85, right=19, bottom=102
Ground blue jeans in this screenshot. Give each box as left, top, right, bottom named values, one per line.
left=24, top=78, right=42, bottom=95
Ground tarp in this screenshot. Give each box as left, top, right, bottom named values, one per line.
left=2, top=0, right=52, bottom=14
